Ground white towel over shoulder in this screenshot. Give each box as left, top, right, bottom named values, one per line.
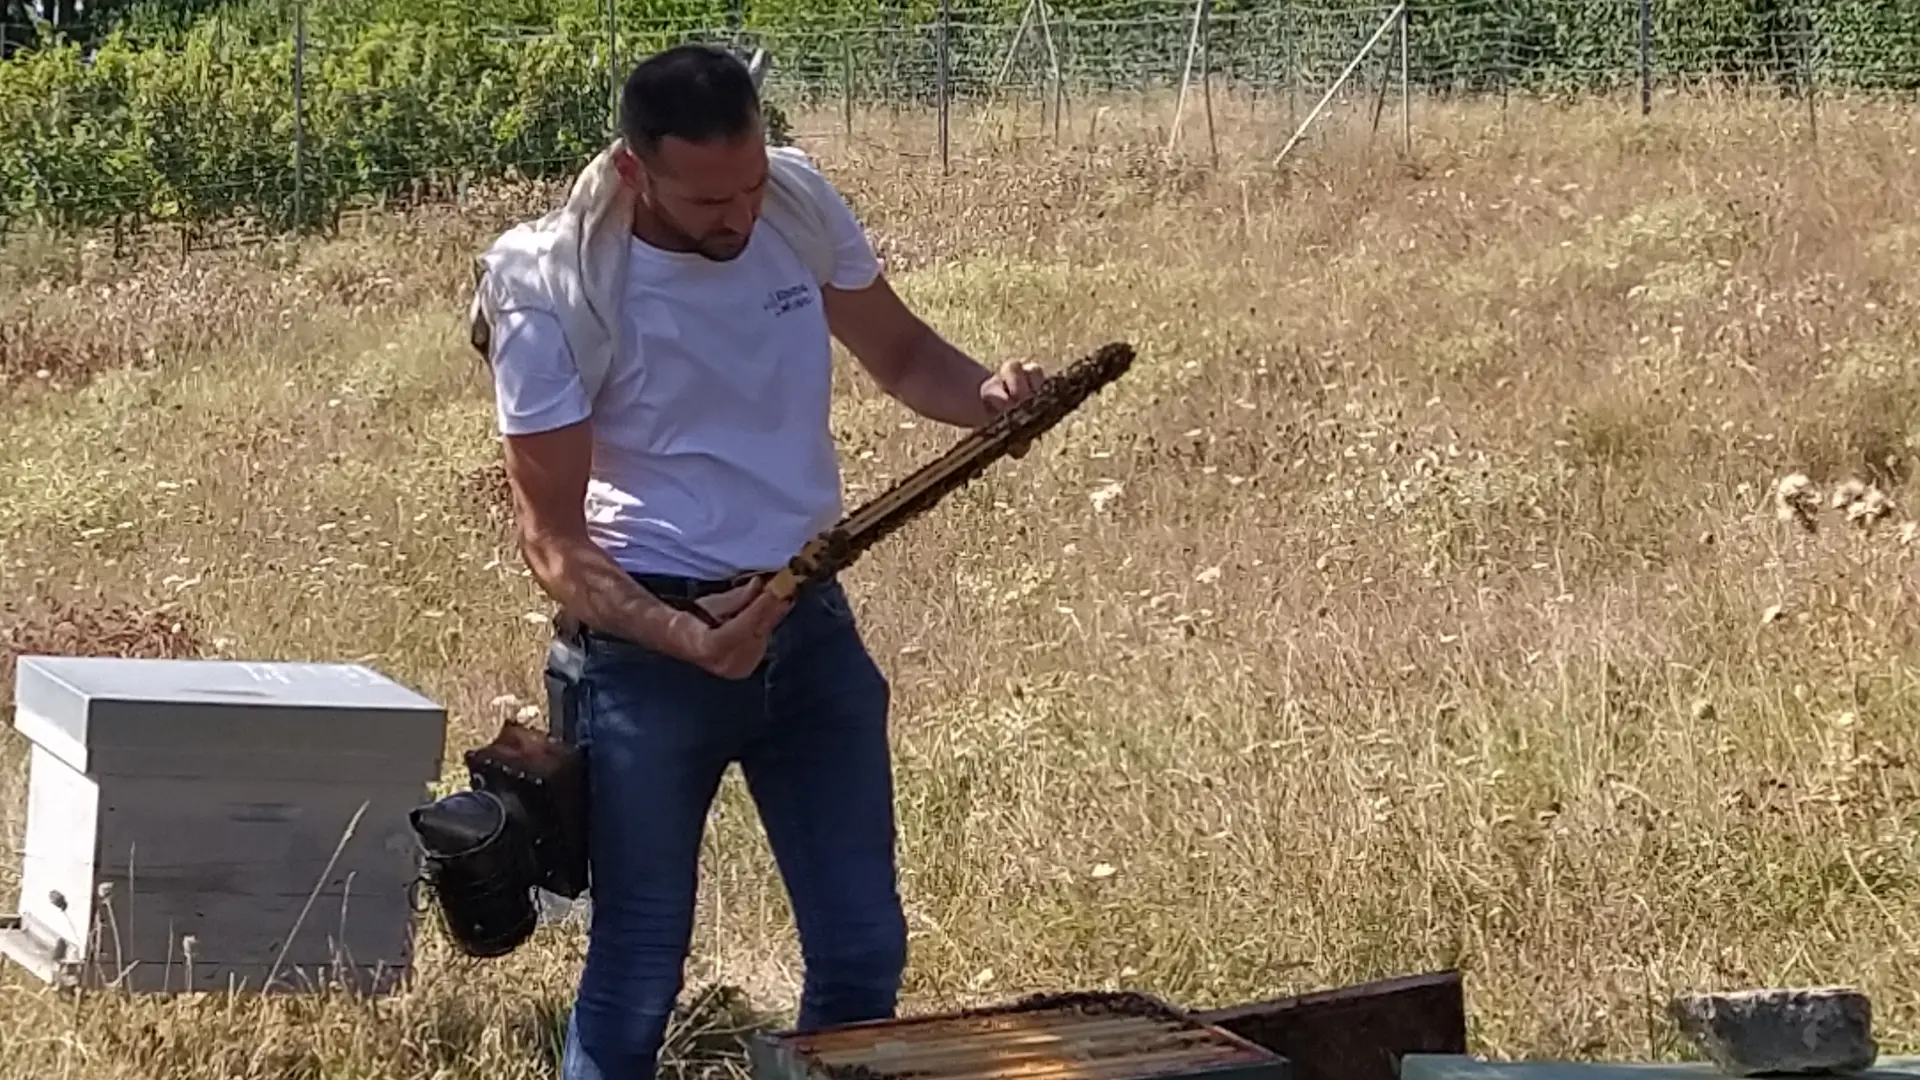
left=467, top=140, right=842, bottom=409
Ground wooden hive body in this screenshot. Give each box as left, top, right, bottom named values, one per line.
left=750, top=991, right=1293, bottom=1080
left=1, top=655, right=446, bottom=994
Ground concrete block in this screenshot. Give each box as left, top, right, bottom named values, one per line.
left=1669, top=988, right=1877, bottom=1076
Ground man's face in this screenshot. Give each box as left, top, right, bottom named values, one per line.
left=619, top=123, right=769, bottom=262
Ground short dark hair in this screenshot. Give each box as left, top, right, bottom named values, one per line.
left=619, top=44, right=762, bottom=161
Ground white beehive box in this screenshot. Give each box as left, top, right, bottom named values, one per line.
left=1, top=655, right=447, bottom=995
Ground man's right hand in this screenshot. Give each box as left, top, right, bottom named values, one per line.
left=666, top=577, right=795, bottom=679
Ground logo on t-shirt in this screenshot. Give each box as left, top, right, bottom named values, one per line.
left=763, top=282, right=816, bottom=318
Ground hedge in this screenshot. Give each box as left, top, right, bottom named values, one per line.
left=2, top=0, right=1917, bottom=235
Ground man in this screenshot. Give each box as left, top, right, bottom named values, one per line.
left=480, top=42, right=1045, bottom=1080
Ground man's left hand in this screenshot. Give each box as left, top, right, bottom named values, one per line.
left=980, top=359, right=1046, bottom=417
left=978, top=359, right=1047, bottom=458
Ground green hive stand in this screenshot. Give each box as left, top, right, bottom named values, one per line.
left=1403, top=1056, right=1920, bottom=1080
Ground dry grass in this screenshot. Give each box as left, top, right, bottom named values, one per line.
left=3, top=88, right=1920, bottom=1078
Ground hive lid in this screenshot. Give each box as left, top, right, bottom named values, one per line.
left=12, top=655, right=446, bottom=777
left=750, top=991, right=1291, bottom=1080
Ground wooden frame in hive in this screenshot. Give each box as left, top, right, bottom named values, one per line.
left=748, top=991, right=1293, bottom=1080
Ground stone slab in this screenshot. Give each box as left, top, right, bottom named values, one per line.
left=1670, top=989, right=1877, bottom=1076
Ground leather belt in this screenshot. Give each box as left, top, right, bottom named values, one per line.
left=553, top=571, right=771, bottom=643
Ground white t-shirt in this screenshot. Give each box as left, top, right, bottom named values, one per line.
left=487, top=177, right=882, bottom=580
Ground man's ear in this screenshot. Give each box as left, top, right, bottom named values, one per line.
left=611, top=145, right=641, bottom=189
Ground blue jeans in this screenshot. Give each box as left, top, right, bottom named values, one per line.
left=558, top=575, right=907, bottom=1080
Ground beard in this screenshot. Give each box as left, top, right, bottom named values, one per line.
left=694, top=229, right=750, bottom=261
left=639, top=192, right=752, bottom=262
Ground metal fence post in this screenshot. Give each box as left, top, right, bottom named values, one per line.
left=937, top=0, right=951, bottom=173
left=292, top=0, right=306, bottom=227
left=1639, top=0, right=1652, bottom=115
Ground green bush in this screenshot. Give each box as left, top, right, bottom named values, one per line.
left=0, top=19, right=608, bottom=232
left=0, top=5, right=812, bottom=233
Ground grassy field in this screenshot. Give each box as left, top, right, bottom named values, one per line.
left=2, top=91, right=1919, bottom=1079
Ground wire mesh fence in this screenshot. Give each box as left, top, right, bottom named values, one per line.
left=0, top=0, right=1913, bottom=244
